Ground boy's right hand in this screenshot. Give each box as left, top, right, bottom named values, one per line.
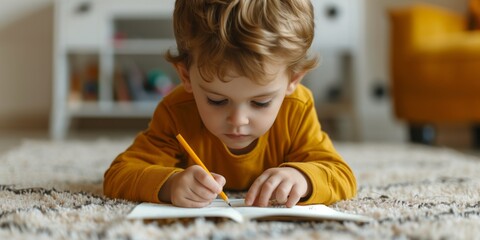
left=158, top=165, right=226, bottom=208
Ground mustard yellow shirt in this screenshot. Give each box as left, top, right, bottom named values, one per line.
left=103, top=84, right=357, bottom=205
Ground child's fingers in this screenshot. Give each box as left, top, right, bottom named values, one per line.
left=190, top=180, right=219, bottom=200
left=211, top=173, right=226, bottom=187
left=178, top=194, right=212, bottom=208
left=274, top=181, right=293, bottom=205
left=246, top=171, right=286, bottom=207
left=244, top=181, right=260, bottom=206
left=191, top=166, right=222, bottom=194
left=176, top=180, right=217, bottom=207
left=255, top=177, right=282, bottom=206
left=285, top=184, right=303, bottom=208
left=245, top=173, right=269, bottom=205
left=189, top=173, right=225, bottom=201
left=169, top=166, right=225, bottom=208
left=171, top=184, right=213, bottom=208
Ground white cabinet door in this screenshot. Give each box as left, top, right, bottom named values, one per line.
left=312, top=0, right=353, bottom=51
left=104, top=0, right=175, bottom=18
left=57, top=0, right=104, bottom=50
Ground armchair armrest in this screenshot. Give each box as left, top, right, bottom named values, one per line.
left=389, top=4, right=466, bottom=52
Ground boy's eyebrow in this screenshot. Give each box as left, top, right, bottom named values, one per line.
left=199, top=84, right=280, bottom=98
left=251, top=91, right=280, bottom=98
left=199, top=84, right=224, bottom=96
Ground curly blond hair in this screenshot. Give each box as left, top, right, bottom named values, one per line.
left=166, top=0, right=317, bottom=84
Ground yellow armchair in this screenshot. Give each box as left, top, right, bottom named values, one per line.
left=389, top=4, right=480, bottom=126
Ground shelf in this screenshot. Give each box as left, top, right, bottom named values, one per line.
left=113, top=39, right=177, bottom=55
left=65, top=46, right=100, bottom=55
left=67, top=101, right=159, bottom=118
left=316, top=102, right=354, bottom=118
left=52, top=0, right=178, bottom=139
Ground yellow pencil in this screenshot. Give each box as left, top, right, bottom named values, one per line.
left=176, top=134, right=231, bottom=207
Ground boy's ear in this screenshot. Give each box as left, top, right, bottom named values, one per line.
left=174, top=62, right=192, bottom=93
left=286, top=72, right=306, bottom=95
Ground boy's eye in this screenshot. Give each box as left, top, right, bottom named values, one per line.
left=252, top=101, right=271, bottom=108
left=207, top=98, right=228, bottom=106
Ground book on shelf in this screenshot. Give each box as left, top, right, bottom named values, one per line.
left=69, top=62, right=99, bottom=102
left=113, top=67, right=132, bottom=102
left=114, top=60, right=176, bottom=102
left=127, top=198, right=372, bottom=223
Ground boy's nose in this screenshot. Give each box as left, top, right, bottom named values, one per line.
left=227, top=107, right=249, bottom=126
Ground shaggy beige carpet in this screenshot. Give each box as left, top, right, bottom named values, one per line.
left=1, top=139, right=480, bottom=239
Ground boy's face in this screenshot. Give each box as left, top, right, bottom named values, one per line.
left=177, top=62, right=302, bottom=154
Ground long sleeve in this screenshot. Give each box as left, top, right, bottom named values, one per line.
left=103, top=101, right=185, bottom=203
left=279, top=87, right=357, bottom=205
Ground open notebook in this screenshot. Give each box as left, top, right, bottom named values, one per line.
left=127, top=198, right=372, bottom=223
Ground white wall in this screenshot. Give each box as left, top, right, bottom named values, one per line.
left=0, top=0, right=54, bottom=129
left=0, top=0, right=52, bottom=29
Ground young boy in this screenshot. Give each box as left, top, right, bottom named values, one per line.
left=104, top=0, right=356, bottom=208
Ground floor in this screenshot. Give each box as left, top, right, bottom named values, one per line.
left=0, top=129, right=137, bottom=154
left=1, top=129, right=480, bottom=159
left=0, top=130, right=47, bottom=154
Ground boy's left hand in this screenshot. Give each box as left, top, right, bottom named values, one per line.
left=244, top=167, right=312, bottom=208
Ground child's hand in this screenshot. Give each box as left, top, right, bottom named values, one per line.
left=244, top=167, right=311, bottom=208
left=159, top=165, right=226, bottom=208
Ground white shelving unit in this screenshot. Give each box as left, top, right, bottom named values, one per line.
left=51, top=0, right=176, bottom=139
left=306, top=0, right=362, bottom=141
left=51, top=0, right=364, bottom=141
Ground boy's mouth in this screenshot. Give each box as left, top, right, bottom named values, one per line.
left=225, top=134, right=249, bottom=140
